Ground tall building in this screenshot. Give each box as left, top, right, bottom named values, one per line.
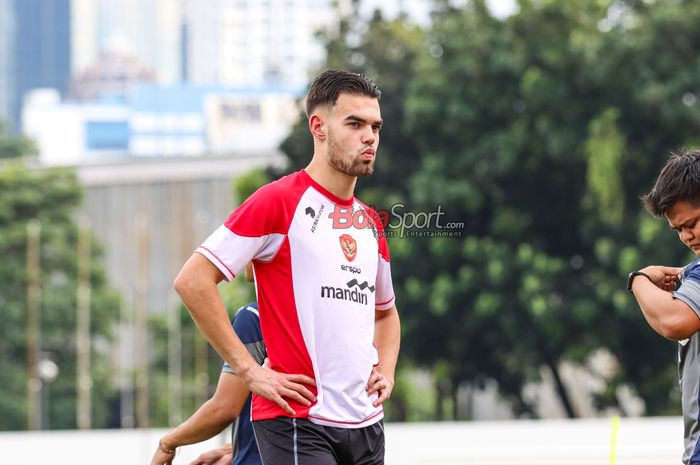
left=186, top=0, right=343, bottom=87
left=67, top=51, right=156, bottom=102
left=0, top=0, right=14, bottom=128
left=71, top=0, right=183, bottom=84
left=4, top=0, right=71, bottom=132
left=70, top=0, right=98, bottom=79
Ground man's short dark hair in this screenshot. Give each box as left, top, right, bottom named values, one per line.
left=305, top=69, right=381, bottom=118
left=643, top=148, right=700, bottom=216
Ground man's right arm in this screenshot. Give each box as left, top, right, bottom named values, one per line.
left=631, top=265, right=700, bottom=340
left=174, top=253, right=316, bottom=414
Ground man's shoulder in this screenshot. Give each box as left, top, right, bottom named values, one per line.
left=256, top=171, right=307, bottom=197
left=225, top=171, right=309, bottom=233
left=232, top=302, right=261, bottom=342
left=240, top=171, right=313, bottom=215
left=233, top=301, right=259, bottom=322
left=683, top=257, right=700, bottom=282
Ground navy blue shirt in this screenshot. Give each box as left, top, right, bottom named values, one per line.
left=222, top=302, right=265, bottom=465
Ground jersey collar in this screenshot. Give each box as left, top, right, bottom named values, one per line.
left=300, top=169, right=355, bottom=206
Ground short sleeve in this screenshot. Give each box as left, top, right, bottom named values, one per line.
left=223, top=303, right=266, bottom=374
left=674, top=260, right=700, bottom=319
left=196, top=184, right=289, bottom=281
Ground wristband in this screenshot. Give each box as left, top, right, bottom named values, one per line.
left=627, top=271, right=652, bottom=293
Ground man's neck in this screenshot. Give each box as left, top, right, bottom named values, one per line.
left=305, top=158, right=357, bottom=200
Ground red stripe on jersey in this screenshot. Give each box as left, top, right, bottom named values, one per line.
left=251, top=239, right=318, bottom=420
left=377, top=234, right=391, bottom=263
left=228, top=172, right=320, bottom=421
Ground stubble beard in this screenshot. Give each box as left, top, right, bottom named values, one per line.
left=327, top=132, right=375, bottom=178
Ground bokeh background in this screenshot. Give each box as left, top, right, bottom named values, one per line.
left=1, top=0, right=699, bottom=463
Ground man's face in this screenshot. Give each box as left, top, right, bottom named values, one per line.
left=324, top=93, right=382, bottom=178
left=667, top=200, right=700, bottom=255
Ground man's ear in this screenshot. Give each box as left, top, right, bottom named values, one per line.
left=309, top=114, right=326, bottom=140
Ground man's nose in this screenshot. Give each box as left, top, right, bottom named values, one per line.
left=361, top=127, right=376, bottom=144
left=682, top=228, right=695, bottom=242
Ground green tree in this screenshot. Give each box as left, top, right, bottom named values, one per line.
left=0, top=152, right=121, bottom=429
left=572, top=0, right=700, bottom=414
left=402, top=0, right=700, bottom=417
left=280, top=0, right=700, bottom=420
left=0, top=121, right=35, bottom=160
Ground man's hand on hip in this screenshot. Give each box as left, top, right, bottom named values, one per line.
left=242, top=364, right=316, bottom=415
left=366, top=366, right=394, bottom=407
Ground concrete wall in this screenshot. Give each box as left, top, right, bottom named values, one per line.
left=77, top=152, right=282, bottom=314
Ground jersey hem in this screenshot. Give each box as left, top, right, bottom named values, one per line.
left=308, top=410, right=384, bottom=429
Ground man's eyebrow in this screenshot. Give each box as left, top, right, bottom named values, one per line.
left=345, top=115, right=383, bottom=127
left=669, top=220, right=683, bottom=230
left=670, top=217, right=699, bottom=230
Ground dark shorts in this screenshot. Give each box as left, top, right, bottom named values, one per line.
left=252, top=417, right=384, bottom=465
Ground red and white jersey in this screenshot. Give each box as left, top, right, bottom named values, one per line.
left=197, top=169, right=395, bottom=428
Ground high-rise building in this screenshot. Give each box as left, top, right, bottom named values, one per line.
left=67, top=51, right=156, bottom=102
left=0, top=0, right=15, bottom=129
left=186, top=0, right=344, bottom=87
left=3, top=0, right=71, bottom=132
left=70, top=0, right=98, bottom=79
left=71, top=0, right=183, bottom=85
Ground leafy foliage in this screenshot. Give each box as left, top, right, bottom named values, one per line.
left=0, top=121, right=36, bottom=160
left=278, top=0, right=700, bottom=418
left=0, top=150, right=120, bottom=429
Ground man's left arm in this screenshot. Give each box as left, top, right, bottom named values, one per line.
left=367, top=305, right=400, bottom=407
left=150, top=373, right=249, bottom=465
